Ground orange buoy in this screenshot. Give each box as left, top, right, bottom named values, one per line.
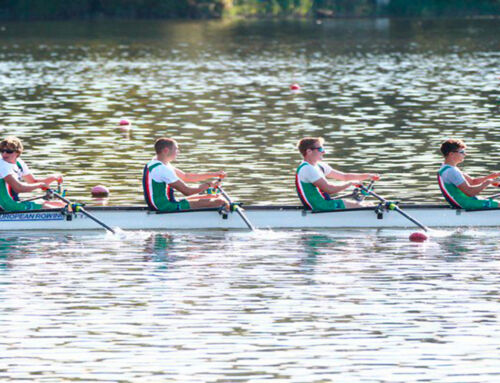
left=409, top=232, right=428, bottom=242
left=91, top=185, right=110, bottom=198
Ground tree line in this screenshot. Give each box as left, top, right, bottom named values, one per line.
left=1, top=0, right=499, bottom=20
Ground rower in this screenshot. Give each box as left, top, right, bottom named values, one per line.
left=295, top=137, right=380, bottom=211
left=143, top=137, right=228, bottom=211
left=0, top=136, right=66, bottom=211
left=438, top=139, right=500, bottom=209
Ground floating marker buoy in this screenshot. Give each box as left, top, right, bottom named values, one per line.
left=409, top=232, right=428, bottom=242
left=290, top=83, right=301, bottom=91
left=91, top=185, right=110, bottom=198
left=118, top=119, right=131, bottom=132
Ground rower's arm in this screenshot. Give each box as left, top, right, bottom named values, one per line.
left=313, top=178, right=353, bottom=195
left=170, top=179, right=214, bottom=196
left=457, top=179, right=493, bottom=197
left=3, top=174, right=48, bottom=193
left=326, top=169, right=379, bottom=182
left=23, top=173, right=62, bottom=185
left=175, top=169, right=226, bottom=183
left=464, top=172, right=500, bottom=185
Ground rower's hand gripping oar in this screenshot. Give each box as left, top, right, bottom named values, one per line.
left=22, top=178, right=66, bottom=203
left=357, top=184, right=429, bottom=233
left=216, top=183, right=255, bottom=231
left=47, top=188, right=116, bottom=234
left=486, top=180, right=500, bottom=199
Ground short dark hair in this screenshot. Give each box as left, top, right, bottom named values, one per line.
left=440, top=139, right=466, bottom=157
left=0, top=136, right=23, bottom=154
left=297, top=137, right=324, bottom=156
left=154, top=137, right=177, bottom=155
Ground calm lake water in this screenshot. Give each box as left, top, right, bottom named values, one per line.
left=1, top=18, right=500, bottom=382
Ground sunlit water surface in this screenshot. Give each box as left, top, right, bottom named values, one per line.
left=1, top=18, right=500, bottom=382
left=0, top=18, right=499, bottom=204
left=1, top=229, right=500, bottom=382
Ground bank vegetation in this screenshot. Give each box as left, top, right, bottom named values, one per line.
left=1, top=0, right=499, bottom=20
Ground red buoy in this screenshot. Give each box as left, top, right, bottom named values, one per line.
left=91, top=185, right=110, bottom=198
left=409, top=232, right=428, bottom=242
left=290, top=83, right=301, bottom=91
left=119, top=119, right=131, bottom=126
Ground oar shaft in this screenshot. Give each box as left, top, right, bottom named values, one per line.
left=359, top=185, right=429, bottom=232
left=393, top=205, right=428, bottom=232
left=218, top=187, right=255, bottom=231
left=21, top=195, right=46, bottom=202
left=78, top=209, right=116, bottom=234
left=48, top=189, right=115, bottom=234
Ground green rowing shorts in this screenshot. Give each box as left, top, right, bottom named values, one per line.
left=312, top=199, right=346, bottom=212
left=158, top=199, right=190, bottom=212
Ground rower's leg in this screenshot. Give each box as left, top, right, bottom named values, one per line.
left=343, top=200, right=373, bottom=208
left=42, top=201, right=67, bottom=209
left=188, top=197, right=228, bottom=209
left=186, top=194, right=216, bottom=201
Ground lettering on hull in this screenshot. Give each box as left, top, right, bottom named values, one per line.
left=0, top=212, right=65, bottom=222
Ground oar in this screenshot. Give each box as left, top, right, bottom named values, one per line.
left=47, top=189, right=116, bottom=234
left=334, top=180, right=375, bottom=201
left=21, top=194, right=47, bottom=202
left=357, top=179, right=375, bottom=201
left=357, top=184, right=429, bottom=233
left=217, top=186, right=255, bottom=231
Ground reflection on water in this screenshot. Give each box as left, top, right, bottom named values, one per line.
left=1, top=229, right=500, bottom=381
left=0, top=19, right=499, bottom=205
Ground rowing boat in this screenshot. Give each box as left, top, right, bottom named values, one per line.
left=0, top=204, right=500, bottom=231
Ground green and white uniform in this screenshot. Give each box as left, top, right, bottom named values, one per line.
left=143, top=159, right=190, bottom=212
left=295, top=161, right=345, bottom=211
left=0, top=158, right=42, bottom=211
left=437, top=164, right=498, bottom=209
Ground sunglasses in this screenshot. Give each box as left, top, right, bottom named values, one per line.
left=453, top=149, right=466, bottom=154
left=0, top=149, right=16, bottom=154
left=310, top=147, right=325, bottom=153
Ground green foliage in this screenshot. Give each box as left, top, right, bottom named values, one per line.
left=231, top=0, right=314, bottom=16
left=1, top=0, right=500, bottom=19
left=385, top=0, right=500, bottom=17
left=0, top=0, right=91, bottom=19
left=0, top=0, right=229, bottom=20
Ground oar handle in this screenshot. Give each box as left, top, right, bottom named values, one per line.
left=48, top=189, right=116, bottom=234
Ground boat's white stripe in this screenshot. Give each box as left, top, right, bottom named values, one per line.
left=2, top=205, right=500, bottom=230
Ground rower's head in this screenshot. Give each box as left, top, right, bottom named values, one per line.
left=0, top=136, right=23, bottom=163
left=155, top=137, right=179, bottom=161
left=440, top=139, right=466, bottom=164
left=298, top=137, right=325, bottom=162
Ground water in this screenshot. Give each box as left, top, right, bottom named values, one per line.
left=1, top=229, right=500, bottom=382
left=1, top=19, right=499, bottom=204
left=1, top=18, right=500, bottom=381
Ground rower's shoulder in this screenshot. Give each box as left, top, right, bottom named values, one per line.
left=0, top=159, right=12, bottom=175
left=438, top=163, right=457, bottom=173
left=146, top=159, right=164, bottom=168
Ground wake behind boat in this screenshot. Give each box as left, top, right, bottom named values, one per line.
left=1, top=204, right=500, bottom=231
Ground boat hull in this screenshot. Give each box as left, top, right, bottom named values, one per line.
left=0, top=205, right=500, bottom=231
